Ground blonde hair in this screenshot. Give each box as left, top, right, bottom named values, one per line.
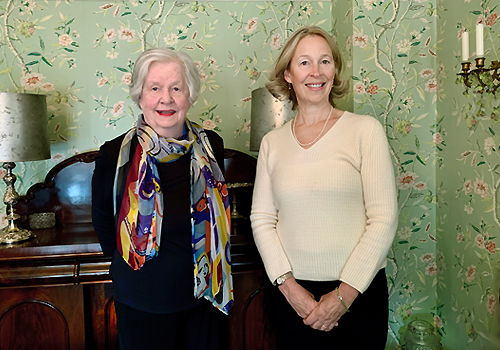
left=266, top=26, right=349, bottom=110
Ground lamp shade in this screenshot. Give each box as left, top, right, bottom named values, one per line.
left=0, top=92, right=50, bottom=162
left=249, top=87, right=295, bottom=152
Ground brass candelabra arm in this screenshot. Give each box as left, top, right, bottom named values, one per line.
left=457, top=59, right=499, bottom=95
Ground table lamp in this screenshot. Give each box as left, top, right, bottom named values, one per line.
left=249, top=87, right=295, bottom=152
left=0, top=92, right=51, bottom=244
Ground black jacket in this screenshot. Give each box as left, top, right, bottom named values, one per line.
left=91, top=129, right=225, bottom=314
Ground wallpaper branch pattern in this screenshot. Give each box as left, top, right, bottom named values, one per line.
left=1, top=1, right=500, bottom=349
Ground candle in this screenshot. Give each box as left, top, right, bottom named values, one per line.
left=462, top=31, right=469, bottom=62
left=476, top=23, right=484, bottom=57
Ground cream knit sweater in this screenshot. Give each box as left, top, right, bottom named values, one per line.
left=250, top=111, right=398, bottom=293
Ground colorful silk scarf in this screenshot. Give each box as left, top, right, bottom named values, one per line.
left=114, top=116, right=233, bottom=314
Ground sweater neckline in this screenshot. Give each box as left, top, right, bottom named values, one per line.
left=290, top=110, right=348, bottom=150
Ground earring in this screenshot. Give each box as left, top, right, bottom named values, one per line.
left=288, top=83, right=291, bottom=90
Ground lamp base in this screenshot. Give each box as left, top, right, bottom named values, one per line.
left=0, top=226, right=33, bottom=244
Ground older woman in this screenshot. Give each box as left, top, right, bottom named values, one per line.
left=250, top=26, right=398, bottom=348
left=92, top=48, right=231, bottom=350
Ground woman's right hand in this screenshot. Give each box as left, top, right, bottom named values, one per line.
left=278, top=278, right=317, bottom=318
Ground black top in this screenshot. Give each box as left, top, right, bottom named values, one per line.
left=91, top=129, right=225, bottom=314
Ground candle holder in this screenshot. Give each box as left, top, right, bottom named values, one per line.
left=457, top=58, right=500, bottom=95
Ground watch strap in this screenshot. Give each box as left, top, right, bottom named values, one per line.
left=273, top=271, right=293, bottom=286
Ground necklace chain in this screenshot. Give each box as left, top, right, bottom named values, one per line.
left=292, top=106, right=333, bottom=147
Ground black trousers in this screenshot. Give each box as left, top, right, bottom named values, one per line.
left=271, top=269, right=389, bottom=349
left=114, top=300, right=228, bottom=350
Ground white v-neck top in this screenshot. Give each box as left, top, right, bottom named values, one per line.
left=250, top=111, right=398, bottom=293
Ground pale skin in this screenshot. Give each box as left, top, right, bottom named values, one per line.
left=280, top=34, right=360, bottom=331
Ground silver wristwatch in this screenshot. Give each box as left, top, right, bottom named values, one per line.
left=273, top=271, right=293, bottom=286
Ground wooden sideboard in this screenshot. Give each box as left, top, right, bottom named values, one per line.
left=0, top=149, right=275, bottom=350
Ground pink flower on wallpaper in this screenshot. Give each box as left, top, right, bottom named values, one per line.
left=121, top=73, right=131, bottom=84
left=486, top=241, right=497, bottom=253
left=425, top=262, right=438, bottom=276
left=477, top=15, right=486, bottom=25
left=104, top=28, right=116, bottom=43
left=353, top=32, right=369, bottom=48
left=433, top=132, right=443, bottom=145
left=20, top=72, right=45, bottom=90
left=420, top=68, right=434, bottom=78
left=112, top=101, right=124, bottom=117
left=433, top=315, right=443, bottom=329
left=414, top=182, right=427, bottom=191
left=465, top=265, right=476, bottom=282
left=420, top=253, right=434, bottom=263
left=118, top=26, right=136, bottom=42
left=245, top=18, right=258, bottom=33
left=199, top=69, right=207, bottom=82
left=202, top=119, right=216, bottom=130
left=270, top=33, right=282, bottom=50
left=475, top=234, right=485, bottom=249
left=473, top=178, right=489, bottom=197
left=41, top=82, right=55, bottom=91
left=51, top=153, right=65, bottom=162
left=425, top=78, right=438, bottom=92
left=366, top=84, right=378, bottom=95
left=0, top=168, right=6, bottom=179
left=59, top=34, right=72, bottom=46
left=396, top=171, right=418, bottom=190
left=457, top=232, right=464, bottom=243
left=487, top=13, right=498, bottom=26
left=353, top=82, right=365, bottom=94
left=97, top=76, right=108, bottom=87
left=486, top=294, right=496, bottom=315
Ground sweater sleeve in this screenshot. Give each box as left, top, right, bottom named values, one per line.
left=250, top=134, right=293, bottom=283
left=339, top=119, right=398, bottom=293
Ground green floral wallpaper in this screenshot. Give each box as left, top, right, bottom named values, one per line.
left=438, top=0, right=500, bottom=349
left=1, top=1, right=500, bottom=349
left=0, top=0, right=332, bottom=198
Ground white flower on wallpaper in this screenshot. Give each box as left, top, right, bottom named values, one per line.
left=117, top=26, right=136, bottom=42
left=396, top=39, right=411, bottom=53
left=396, top=171, right=419, bottom=190
left=464, top=203, right=474, bottom=215
left=352, top=31, right=369, bottom=48
left=425, top=78, right=438, bottom=92
left=473, top=178, right=489, bottom=198
left=106, top=51, right=118, bottom=59
left=104, top=28, right=116, bottom=42
left=112, top=101, right=125, bottom=118
left=270, top=33, right=282, bottom=50
left=164, top=33, right=179, bottom=47
left=483, top=136, right=495, bottom=155
left=245, top=17, right=258, bottom=33
left=20, top=72, right=45, bottom=90
left=420, top=68, right=434, bottom=78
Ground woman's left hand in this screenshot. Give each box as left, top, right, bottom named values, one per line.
left=302, top=282, right=359, bottom=332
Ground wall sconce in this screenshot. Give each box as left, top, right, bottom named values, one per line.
left=458, top=24, right=500, bottom=95
left=0, top=92, right=51, bottom=244
left=249, top=87, right=295, bottom=152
